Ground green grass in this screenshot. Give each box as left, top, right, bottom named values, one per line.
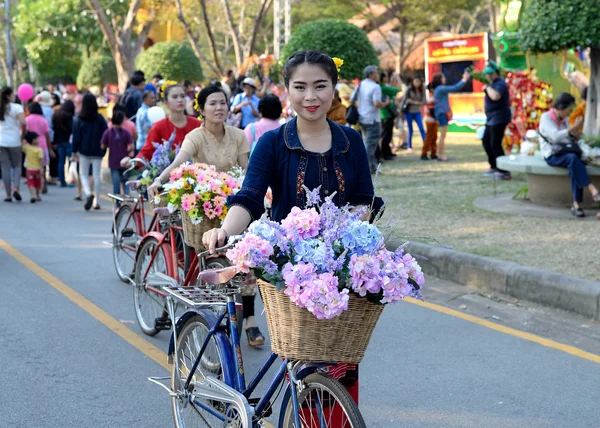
left=377, top=135, right=597, bottom=281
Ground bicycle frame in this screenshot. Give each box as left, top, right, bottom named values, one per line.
left=167, top=292, right=303, bottom=427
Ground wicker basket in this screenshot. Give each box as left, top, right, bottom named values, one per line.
left=258, top=280, right=384, bottom=363
left=181, top=211, right=220, bottom=250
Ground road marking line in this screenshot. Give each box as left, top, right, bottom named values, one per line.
left=99, top=194, right=154, bottom=216
left=0, top=237, right=276, bottom=428
left=405, top=297, right=600, bottom=364
left=0, top=237, right=169, bottom=371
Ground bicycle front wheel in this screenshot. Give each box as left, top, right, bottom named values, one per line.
left=133, top=237, right=169, bottom=336
left=112, top=205, right=140, bottom=283
left=282, top=373, right=367, bottom=428
left=171, top=315, right=230, bottom=428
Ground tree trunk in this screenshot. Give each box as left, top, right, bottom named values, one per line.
left=86, top=0, right=154, bottom=92
left=583, top=47, right=600, bottom=136
left=221, top=0, right=243, bottom=68
left=396, top=29, right=405, bottom=76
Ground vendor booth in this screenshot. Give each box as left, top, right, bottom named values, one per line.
left=425, top=33, right=490, bottom=133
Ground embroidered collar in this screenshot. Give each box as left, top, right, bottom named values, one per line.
left=283, top=116, right=350, bottom=156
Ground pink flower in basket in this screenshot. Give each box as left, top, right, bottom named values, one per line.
left=282, top=263, right=349, bottom=319
left=281, top=206, right=321, bottom=240
left=226, top=233, right=273, bottom=273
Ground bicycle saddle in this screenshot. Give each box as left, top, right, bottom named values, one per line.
left=197, top=266, right=240, bottom=285
left=126, top=180, right=140, bottom=190
left=153, top=207, right=171, bottom=217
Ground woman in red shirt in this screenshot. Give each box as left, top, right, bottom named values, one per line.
left=124, top=84, right=201, bottom=164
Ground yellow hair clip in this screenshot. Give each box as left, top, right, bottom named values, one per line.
left=332, top=57, right=344, bottom=74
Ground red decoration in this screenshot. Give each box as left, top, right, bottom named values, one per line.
left=504, top=69, right=553, bottom=152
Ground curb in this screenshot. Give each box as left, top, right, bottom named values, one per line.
left=387, top=239, right=600, bottom=320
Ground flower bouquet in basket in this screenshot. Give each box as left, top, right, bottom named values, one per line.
left=140, top=133, right=179, bottom=207
left=159, top=163, right=244, bottom=249
left=226, top=188, right=424, bottom=363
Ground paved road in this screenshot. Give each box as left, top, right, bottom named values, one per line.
left=1, top=184, right=600, bottom=428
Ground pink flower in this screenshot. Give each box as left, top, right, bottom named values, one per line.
left=281, top=207, right=321, bottom=240
left=226, top=233, right=274, bottom=273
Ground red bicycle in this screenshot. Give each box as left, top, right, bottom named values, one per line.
left=132, top=207, right=243, bottom=336
left=108, top=158, right=190, bottom=284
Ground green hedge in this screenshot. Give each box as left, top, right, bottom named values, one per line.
left=136, top=42, right=203, bottom=82
left=76, top=56, right=117, bottom=89
left=283, top=19, right=379, bottom=80
left=520, top=0, right=600, bottom=52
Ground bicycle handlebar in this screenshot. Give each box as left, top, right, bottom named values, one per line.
left=124, top=158, right=149, bottom=175
left=196, top=235, right=243, bottom=261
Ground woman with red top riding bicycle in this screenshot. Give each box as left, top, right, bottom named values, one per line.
left=147, top=85, right=268, bottom=348
left=121, top=84, right=201, bottom=167
left=202, top=50, right=385, bottom=417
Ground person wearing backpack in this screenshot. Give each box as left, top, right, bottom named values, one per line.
left=118, top=72, right=146, bottom=122
left=244, top=95, right=282, bottom=155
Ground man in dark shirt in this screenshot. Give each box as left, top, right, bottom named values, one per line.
left=120, top=72, right=146, bottom=122
left=482, top=60, right=512, bottom=180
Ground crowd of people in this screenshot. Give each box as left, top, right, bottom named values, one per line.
left=1, top=56, right=598, bottom=215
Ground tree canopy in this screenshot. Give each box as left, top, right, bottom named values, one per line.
left=76, top=56, right=117, bottom=89
left=136, top=42, right=203, bottom=82
left=282, top=19, right=378, bottom=80
left=520, top=0, right=600, bottom=52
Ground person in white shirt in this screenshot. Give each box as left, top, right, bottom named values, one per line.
left=538, top=92, right=600, bottom=217
left=220, top=69, right=235, bottom=101
left=352, top=65, right=390, bottom=173
left=0, top=87, right=26, bottom=202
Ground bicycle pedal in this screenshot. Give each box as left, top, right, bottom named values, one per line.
left=248, top=398, right=272, bottom=418
left=154, top=317, right=172, bottom=331
left=121, top=228, right=135, bottom=238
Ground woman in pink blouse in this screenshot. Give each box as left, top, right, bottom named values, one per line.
left=243, top=94, right=282, bottom=154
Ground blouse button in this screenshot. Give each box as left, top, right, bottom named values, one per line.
left=323, top=167, right=328, bottom=172
left=324, top=190, right=329, bottom=195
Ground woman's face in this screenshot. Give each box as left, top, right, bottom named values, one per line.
left=9, top=92, right=15, bottom=103
left=243, top=84, right=255, bottom=97
left=441, top=74, right=447, bottom=84
left=287, top=64, right=334, bottom=123
left=166, top=87, right=186, bottom=112
left=556, top=105, right=574, bottom=119
left=201, top=92, right=228, bottom=124
left=413, top=78, right=423, bottom=88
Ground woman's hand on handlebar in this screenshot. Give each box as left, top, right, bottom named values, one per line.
left=147, top=179, right=162, bottom=200
left=203, top=228, right=228, bottom=254
left=120, top=157, right=132, bottom=168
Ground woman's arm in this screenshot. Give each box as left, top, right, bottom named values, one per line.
left=155, top=148, right=193, bottom=184
left=250, top=99, right=260, bottom=117
left=231, top=94, right=245, bottom=113
left=204, top=132, right=276, bottom=252
left=17, top=112, right=26, bottom=135
left=237, top=152, right=249, bottom=169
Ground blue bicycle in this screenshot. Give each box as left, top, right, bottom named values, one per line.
left=149, top=241, right=366, bottom=427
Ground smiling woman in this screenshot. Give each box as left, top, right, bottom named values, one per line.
left=148, top=86, right=250, bottom=193
left=201, top=50, right=385, bottom=417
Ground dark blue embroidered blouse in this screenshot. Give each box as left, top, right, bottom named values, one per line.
left=228, top=117, right=382, bottom=222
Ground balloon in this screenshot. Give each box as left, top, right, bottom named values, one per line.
left=17, top=83, right=34, bottom=102
left=147, top=106, right=166, bottom=124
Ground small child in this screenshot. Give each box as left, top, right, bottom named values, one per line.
left=22, top=131, right=44, bottom=203
left=421, top=84, right=438, bottom=160
left=101, top=110, right=134, bottom=196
